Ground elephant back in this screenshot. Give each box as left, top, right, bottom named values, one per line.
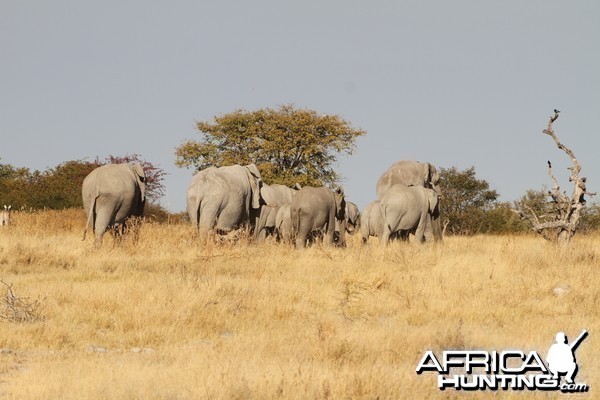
left=376, top=160, right=438, bottom=198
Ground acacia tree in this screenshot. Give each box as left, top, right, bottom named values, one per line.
left=514, top=110, right=594, bottom=243
left=175, top=104, right=366, bottom=186
left=438, top=166, right=499, bottom=235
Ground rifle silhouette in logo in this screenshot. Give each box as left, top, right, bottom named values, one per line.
left=546, top=330, right=588, bottom=384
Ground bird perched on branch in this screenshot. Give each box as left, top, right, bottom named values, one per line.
left=554, top=109, right=560, bottom=114
left=550, top=109, right=560, bottom=123
left=548, top=160, right=552, bottom=168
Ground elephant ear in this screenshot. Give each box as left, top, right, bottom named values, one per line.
left=260, top=184, right=276, bottom=206
left=334, top=186, right=346, bottom=219
left=245, top=164, right=263, bottom=209
left=132, top=163, right=146, bottom=202
left=426, top=189, right=439, bottom=214
left=132, top=163, right=145, bottom=180
left=422, top=162, right=433, bottom=186
left=423, top=162, right=441, bottom=192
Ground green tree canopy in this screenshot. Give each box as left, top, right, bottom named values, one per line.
left=175, top=104, right=366, bottom=187
left=439, top=166, right=500, bottom=235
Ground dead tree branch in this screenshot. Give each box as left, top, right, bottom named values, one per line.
left=515, top=110, right=595, bottom=244
left=0, top=280, right=46, bottom=323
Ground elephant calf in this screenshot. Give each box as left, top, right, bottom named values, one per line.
left=379, top=184, right=439, bottom=246
left=255, top=183, right=299, bottom=241
left=291, top=186, right=346, bottom=248
left=334, top=201, right=360, bottom=244
left=360, top=200, right=384, bottom=243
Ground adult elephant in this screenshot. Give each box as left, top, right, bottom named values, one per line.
left=291, top=186, right=346, bottom=248
left=376, top=160, right=442, bottom=242
left=186, top=164, right=262, bottom=233
left=82, top=163, right=146, bottom=247
left=255, top=183, right=300, bottom=241
left=379, top=184, right=439, bottom=245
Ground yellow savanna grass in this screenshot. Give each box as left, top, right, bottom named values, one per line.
left=0, top=209, right=598, bottom=399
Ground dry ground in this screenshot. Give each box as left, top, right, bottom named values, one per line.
left=0, top=209, right=597, bottom=399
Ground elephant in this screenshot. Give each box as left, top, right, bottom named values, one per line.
left=379, top=184, right=439, bottom=245
left=255, top=183, right=300, bottom=241
left=186, top=164, right=262, bottom=234
left=275, top=203, right=293, bottom=243
left=290, top=186, right=346, bottom=248
left=334, top=201, right=360, bottom=243
left=0, top=205, right=11, bottom=226
left=344, top=201, right=360, bottom=235
left=376, top=160, right=442, bottom=242
left=360, top=200, right=384, bottom=243
left=82, top=163, right=146, bottom=247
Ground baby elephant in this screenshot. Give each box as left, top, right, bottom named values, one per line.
left=361, top=200, right=384, bottom=243
left=379, top=185, right=439, bottom=245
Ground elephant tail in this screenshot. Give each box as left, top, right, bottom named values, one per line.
left=82, top=195, right=98, bottom=241
left=191, top=196, right=202, bottom=230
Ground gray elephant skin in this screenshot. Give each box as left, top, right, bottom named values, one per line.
left=186, top=164, right=262, bottom=233
left=334, top=201, right=360, bottom=243
left=255, top=183, right=299, bottom=241
left=291, top=186, right=346, bottom=248
left=376, top=160, right=442, bottom=242
left=379, top=184, right=439, bottom=245
left=82, top=163, right=146, bottom=246
left=275, top=203, right=293, bottom=243
left=361, top=200, right=384, bottom=243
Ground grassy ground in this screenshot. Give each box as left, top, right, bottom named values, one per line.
left=0, top=209, right=597, bottom=399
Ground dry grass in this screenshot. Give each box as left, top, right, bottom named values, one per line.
left=0, top=209, right=598, bottom=399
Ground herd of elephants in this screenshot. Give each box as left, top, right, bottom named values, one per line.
left=78, top=160, right=443, bottom=248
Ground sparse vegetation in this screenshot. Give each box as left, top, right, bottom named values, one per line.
left=0, top=209, right=597, bottom=398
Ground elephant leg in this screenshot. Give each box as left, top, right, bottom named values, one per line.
left=336, top=219, right=347, bottom=247
left=323, top=215, right=336, bottom=247
left=198, top=201, right=221, bottom=232
left=431, top=215, right=443, bottom=242
left=93, top=207, right=114, bottom=247
left=110, top=223, right=124, bottom=244
left=295, top=214, right=311, bottom=248
left=295, top=229, right=307, bottom=248
left=380, top=225, right=391, bottom=246
left=256, top=227, right=267, bottom=241
left=414, top=214, right=428, bottom=243
left=216, top=206, right=244, bottom=232
left=255, top=208, right=269, bottom=241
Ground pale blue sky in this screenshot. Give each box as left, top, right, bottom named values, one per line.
left=2, top=1, right=599, bottom=211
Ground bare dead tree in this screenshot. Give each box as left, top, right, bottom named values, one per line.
left=514, top=110, right=595, bottom=244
